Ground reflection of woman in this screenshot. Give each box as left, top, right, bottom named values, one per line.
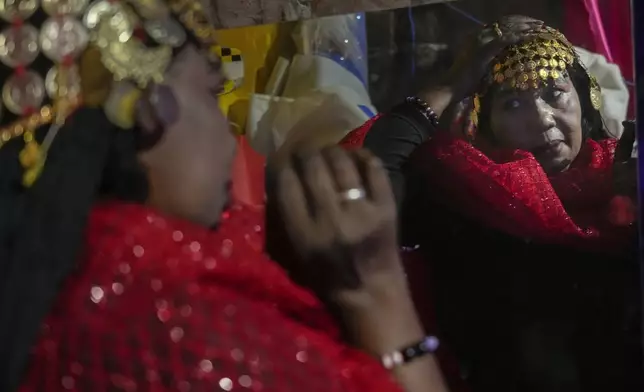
left=341, top=16, right=641, bottom=392
left=0, top=1, right=447, bottom=391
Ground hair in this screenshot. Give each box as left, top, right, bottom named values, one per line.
left=0, top=108, right=149, bottom=390
left=477, top=60, right=609, bottom=142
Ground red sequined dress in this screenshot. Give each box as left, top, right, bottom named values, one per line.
left=18, top=202, right=401, bottom=392
left=339, top=116, right=641, bottom=392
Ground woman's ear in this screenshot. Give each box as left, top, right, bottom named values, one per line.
left=133, top=84, right=180, bottom=152
left=141, top=84, right=180, bottom=128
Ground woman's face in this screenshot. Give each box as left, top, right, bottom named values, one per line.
left=138, top=44, right=236, bottom=226
left=489, top=76, right=584, bottom=174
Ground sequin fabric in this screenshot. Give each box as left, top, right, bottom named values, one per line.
left=342, top=120, right=631, bottom=252
left=18, top=202, right=401, bottom=392
left=411, top=132, right=632, bottom=251
left=339, top=115, right=381, bottom=150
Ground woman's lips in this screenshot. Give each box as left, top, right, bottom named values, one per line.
left=532, top=140, right=564, bottom=156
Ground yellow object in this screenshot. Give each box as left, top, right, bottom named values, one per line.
left=19, top=131, right=44, bottom=187
left=490, top=33, right=576, bottom=92
left=216, top=22, right=295, bottom=126
left=211, top=45, right=244, bottom=95
left=106, top=87, right=143, bottom=129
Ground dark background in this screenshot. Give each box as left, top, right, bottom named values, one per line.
left=366, top=0, right=565, bottom=110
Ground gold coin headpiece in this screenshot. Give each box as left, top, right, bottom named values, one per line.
left=469, top=25, right=602, bottom=137
left=0, top=0, right=228, bottom=187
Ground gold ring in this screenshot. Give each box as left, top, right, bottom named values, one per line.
left=493, top=22, right=503, bottom=37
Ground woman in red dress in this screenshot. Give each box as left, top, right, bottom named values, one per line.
left=341, top=16, right=641, bottom=392
left=0, top=2, right=448, bottom=392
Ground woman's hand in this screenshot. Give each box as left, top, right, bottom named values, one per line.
left=273, top=146, right=405, bottom=307
left=446, top=15, right=544, bottom=101
left=420, top=15, right=544, bottom=116
left=272, top=147, right=449, bottom=392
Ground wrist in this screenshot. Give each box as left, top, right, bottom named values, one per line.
left=344, top=293, right=426, bottom=356
left=417, top=85, right=454, bottom=118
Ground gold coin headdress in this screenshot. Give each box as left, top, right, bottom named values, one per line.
left=468, top=25, right=602, bottom=137
left=0, top=0, right=232, bottom=187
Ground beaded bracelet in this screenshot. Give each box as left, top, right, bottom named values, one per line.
left=381, top=336, right=440, bottom=370
left=405, top=96, right=440, bottom=127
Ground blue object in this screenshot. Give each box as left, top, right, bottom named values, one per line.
left=317, top=13, right=369, bottom=87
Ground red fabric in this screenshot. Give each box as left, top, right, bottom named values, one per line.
left=339, top=115, right=381, bottom=150
left=341, top=119, right=634, bottom=391
left=19, top=202, right=401, bottom=392
left=231, top=135, right=266, bottom=209
left=412, top=132, right=632, bottom=252
left=563, top=0, right=635, bottom=117
left=342, top=119, right=631, bottom=252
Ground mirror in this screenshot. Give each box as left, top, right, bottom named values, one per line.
left=218, top=1, right=640, bottom=391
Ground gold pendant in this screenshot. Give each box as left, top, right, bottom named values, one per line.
left=590, top=86, right=602, bottom=111
left=19, top=130, right=44, bottom=187
left=95, top=20, right=171, bottom=87
left=99, top=38, right=171, bottom=87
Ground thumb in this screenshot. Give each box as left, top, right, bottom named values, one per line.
left=615, top=120, right=636, bottom=163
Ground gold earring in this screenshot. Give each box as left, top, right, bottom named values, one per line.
left=19, top=128, right=44, bottom=187
left=104, top=82, right=142, bottom=129
left=470, top=94, right=481, bottom=126
left=589, top=75, right=602, bottom=111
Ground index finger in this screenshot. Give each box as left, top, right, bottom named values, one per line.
left=275, top=162, right=315, bottom=243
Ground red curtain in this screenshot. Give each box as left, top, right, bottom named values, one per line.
left=563, top=0, right=635, bottom=117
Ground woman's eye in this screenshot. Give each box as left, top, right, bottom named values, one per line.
left=503, top=99, right=521, bottom=110
left=546, top=89, right=564, bottom=102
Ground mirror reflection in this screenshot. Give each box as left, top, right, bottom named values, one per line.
left=245, top=2, right=639, bottom=392
left=0, top=0, right=637, bottom=391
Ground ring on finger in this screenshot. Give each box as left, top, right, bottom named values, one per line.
left=339, top=187, right=366, bottom=202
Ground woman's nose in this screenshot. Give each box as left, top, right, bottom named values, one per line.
left=529, top=98, right=557, bottom=131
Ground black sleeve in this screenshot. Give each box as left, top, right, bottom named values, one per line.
left=362, top=103, right=436, bottom=211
